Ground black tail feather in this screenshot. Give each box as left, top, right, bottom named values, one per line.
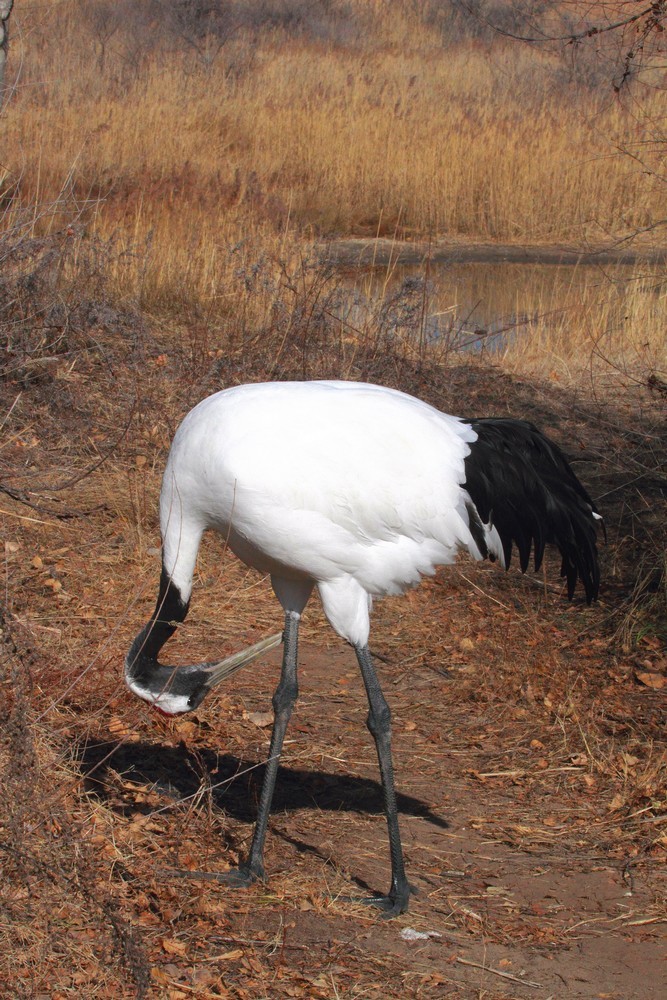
left=463, top=418, right=601, bottom=602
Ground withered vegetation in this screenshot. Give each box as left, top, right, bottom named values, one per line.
left=1, top=213, right=665, bottom=998
left=1, top=3, right=665, bottom=997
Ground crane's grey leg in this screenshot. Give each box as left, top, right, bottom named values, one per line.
left=354, top=643, right=411, bottom=916
left=221, top=610, right=299, bottom=886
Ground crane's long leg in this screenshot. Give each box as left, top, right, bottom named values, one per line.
left=221, top=610, right=300, bottom=886
left=354, top=644, right=411, bottom=916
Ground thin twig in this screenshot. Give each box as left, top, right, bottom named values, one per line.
left=455, top=956, right=543, bottom=989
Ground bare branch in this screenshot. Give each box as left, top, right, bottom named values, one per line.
left=455, top=1, right=662, bottom=45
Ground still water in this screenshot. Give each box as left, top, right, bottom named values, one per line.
left=345, top=259, right=665, bottom=353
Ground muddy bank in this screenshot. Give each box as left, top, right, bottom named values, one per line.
left=322, top=237, right=667, bottom=267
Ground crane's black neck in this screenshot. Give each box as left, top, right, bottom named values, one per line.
left=127, top=567, right=190, bottom=680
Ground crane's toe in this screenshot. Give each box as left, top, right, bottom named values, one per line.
left=364, top=894, right=409, bottom=918
left=338, top=880, right=413, bottom=918
left=217, top=862, right=264, bottom=888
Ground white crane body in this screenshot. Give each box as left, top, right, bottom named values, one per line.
left=125, top=379, right=601, bottom=914
left=159, top=380, right=502, bottom=647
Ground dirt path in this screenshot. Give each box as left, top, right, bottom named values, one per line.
left=71, top=616, right=664, bottom=999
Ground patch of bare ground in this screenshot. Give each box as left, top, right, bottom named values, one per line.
left=1, top=255, right=665, bottom=997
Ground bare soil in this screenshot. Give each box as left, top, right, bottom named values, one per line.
left=78, top=635, right=666, bottom=1000
left=1, top=316, right=665, bottom=998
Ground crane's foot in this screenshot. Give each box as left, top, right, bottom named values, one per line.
left=216, top=862, right=265, bottom=888
left=338, top=882, right=413, bottom=918
left=360, top=888, right=411, bottom=918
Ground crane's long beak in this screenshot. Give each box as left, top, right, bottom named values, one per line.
left=201, top=632, right=283, bottom=687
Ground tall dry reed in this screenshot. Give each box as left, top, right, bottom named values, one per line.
left=2, top=1, right=665, bottom=368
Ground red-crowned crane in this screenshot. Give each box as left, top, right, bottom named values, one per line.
left=126, top=380, right=602, bottom=916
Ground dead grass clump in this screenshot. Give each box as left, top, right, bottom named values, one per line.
left=0, top=209, right=143, bottom=387
left=618, top=552, right=667, bottom=652
left=0, top=610, right=150, bottom=997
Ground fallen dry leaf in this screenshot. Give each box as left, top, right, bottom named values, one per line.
left=635, top=670, right=666, bottom=690
left=162, top=937, right=188, bottom=957
left=246, top=711, right=273, bottom=728
left=108, top=716, right=133, bottom=738
left=175, top=720, right=199, bottom=738
left=216, top=948, right=244, bottom=961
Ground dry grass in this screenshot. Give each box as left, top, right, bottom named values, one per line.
left=495, top=264, right=667, bottom=375
left=3, top=1, right=665, bottom=373
left=3, top=2, right=665, bottom=312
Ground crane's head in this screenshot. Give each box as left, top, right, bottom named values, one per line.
left=124, top=630, right=283, bottom=716
left=125, top=650, right=212, bottom=715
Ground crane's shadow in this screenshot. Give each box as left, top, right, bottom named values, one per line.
left=77, top=737, right=448, bottom=831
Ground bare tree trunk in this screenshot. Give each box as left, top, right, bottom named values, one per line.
left=0, top=0, right=14, bottom=106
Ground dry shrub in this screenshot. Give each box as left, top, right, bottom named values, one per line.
left=0, top=216, right=142, bottom=386
left=0, top=607, right=151, bottom=997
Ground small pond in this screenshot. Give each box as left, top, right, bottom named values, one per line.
left=326, top=242, right=666, bottom=354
